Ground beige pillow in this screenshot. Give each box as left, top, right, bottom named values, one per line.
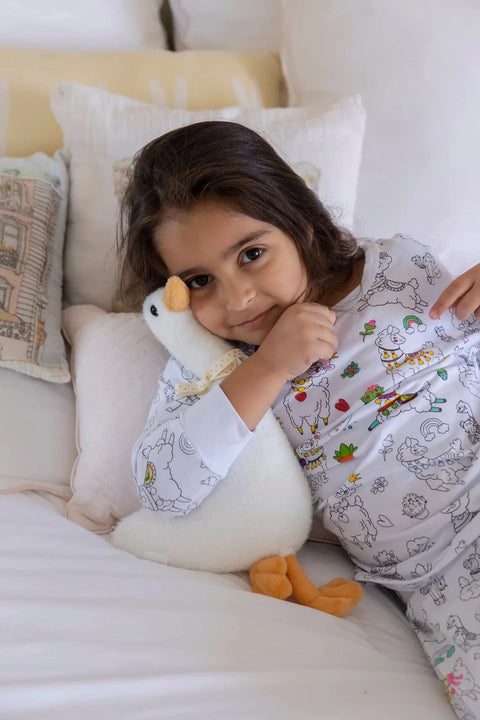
left=0, top=48, right=283, bottom=157
left=62, top=305, right=169, bottom=533
left=0, top=153, right=69, bottom=382
left=51, top=82, right=366, bottom=310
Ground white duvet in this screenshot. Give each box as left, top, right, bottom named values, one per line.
left=0, top=492, right=454, bottom=719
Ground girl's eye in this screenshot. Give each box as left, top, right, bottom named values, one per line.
left=242, top=247, right=264, bottom=264
left=187, top=274, right=212, bottom=289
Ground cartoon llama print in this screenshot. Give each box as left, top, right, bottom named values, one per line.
left=456, top=346, right=480, bottom=399
left=358, top=251, right=429, bottom=312
left=446, top=616, right=480, bottom=654
left=412, top=563, right=447, bottom=605
left=412, top=252, right=442, bottom=285
left=375, top=324, right=443, bottom=383
left=366, top=380, right=447, bottom=431
left=329, top=495, right=378, bottom=549
left=462, top=542, right=480, bottom=583
left=396, top=437, right=476, bottom=492
left=296, top=436, right=327, bottom=470
left=435, top=325, right=455, bottom=343
left=409, top=608, right=447, bottom=644
left=450, top=309, right=479, bottom=341
left=283, top=373, right=330, bottom=434
left=154, top=361, right=198, bottom=417
left=296, top=435, right=329, bottom=488
left=434, top=311, right=478, bottom=358
left=456, top=543, right=480, bottom=600
left=457, top=401, right=480, bottom=445
left=139, top=429, right=193, bottom=512
left=407, top=607, right=455, bottom=667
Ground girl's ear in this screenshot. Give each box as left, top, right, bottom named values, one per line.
left=163, top=276, right=191, bottom=312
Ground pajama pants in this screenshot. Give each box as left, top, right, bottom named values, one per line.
left=404, top=538, right=480, bottom=720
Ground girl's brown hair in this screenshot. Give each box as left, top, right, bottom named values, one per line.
left=117, top=120, right=361, bottom=310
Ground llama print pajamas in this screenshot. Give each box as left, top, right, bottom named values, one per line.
left=133, top=235, right=480, bottom=718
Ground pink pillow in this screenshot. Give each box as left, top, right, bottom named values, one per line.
left=62, top=305, right=168, bottom=533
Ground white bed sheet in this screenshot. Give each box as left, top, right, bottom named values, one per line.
left=0, top=369, right=76, bottom=496
left=0, top=492, right=454, bottom=720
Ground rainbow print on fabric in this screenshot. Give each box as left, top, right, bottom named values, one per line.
left=403, top=315, right=426, bottom=334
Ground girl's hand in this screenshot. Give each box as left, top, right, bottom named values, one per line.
left=221, top=303, right=337, bottom=430
left=256, top=302, right=338, bottom=381
left=429, top=264, right=480, bottom=321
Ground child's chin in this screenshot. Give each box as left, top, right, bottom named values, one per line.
left=236, top=328, right=269, bottom=346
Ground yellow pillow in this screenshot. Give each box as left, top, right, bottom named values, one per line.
left=0, top=48, right=283, bottom=157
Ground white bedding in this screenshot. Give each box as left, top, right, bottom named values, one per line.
left=1, top=3, right=470, bottom=718
left=0, top=370, right=76, bottom=496
left=1, top=492, right=454, bottom=719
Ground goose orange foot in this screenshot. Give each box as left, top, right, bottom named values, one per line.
left=302, top=577, right=363, bottom=617
left=285, top=555, right=363, bottom=617
left=249, top=554, right=363, bottom=617
left=249, top=555, right=293, bottom=600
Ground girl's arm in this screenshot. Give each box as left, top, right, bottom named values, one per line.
left=221, top=302, right=338, bottom=430
left=132, top=302, right=337, bottom=513
left=132, top=355, right=253, bottom=516
left=429, top=263, right=480, bottom=320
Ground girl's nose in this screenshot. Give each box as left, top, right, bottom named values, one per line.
left=222, top=276, right=255, bottom=311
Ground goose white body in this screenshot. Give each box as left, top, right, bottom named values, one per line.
left=112, top=287, right=313, bottom=573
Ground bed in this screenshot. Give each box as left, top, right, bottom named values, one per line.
left=2, top=2, right=479, bottom=718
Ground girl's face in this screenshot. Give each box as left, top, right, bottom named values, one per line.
left=156, top=198, right=308, bottom=345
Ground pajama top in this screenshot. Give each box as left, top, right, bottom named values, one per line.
left=131, top=235, right=480, bottom=595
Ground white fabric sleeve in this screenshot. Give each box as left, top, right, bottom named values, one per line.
left=131, top=355, right=253, bottom=517
left=180, top=384, right=253, bottom=477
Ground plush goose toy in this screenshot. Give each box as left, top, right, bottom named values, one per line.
left=112, top=277, right=362, bottom=616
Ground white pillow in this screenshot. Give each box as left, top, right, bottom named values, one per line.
left=51, top=81, right=366, bottom=310
left=0, top=0, right=166, bottom=49
left=62, top=305, right=169, bottom=533
left=169, top=0, right=282, bottom=51
left=282, top=0, right=480, bottom=275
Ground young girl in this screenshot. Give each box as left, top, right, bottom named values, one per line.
left=118, top=120, right=480, bottom=719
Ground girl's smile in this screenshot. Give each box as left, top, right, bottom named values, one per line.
left=155, top=198, right=309, bottom=345
left=237, top=308, right=273, bottom=329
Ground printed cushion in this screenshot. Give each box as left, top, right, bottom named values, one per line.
left=51, top=81, right=366, bottom=310
left=0, top=153, right=69, bottom=382
left=0, top=48, right=283, bottom=157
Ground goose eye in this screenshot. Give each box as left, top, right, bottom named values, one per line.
left=150, top=304, right=159, bottom=317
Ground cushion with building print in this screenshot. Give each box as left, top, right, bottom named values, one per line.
left=0, top=153, right=69, bottom=382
